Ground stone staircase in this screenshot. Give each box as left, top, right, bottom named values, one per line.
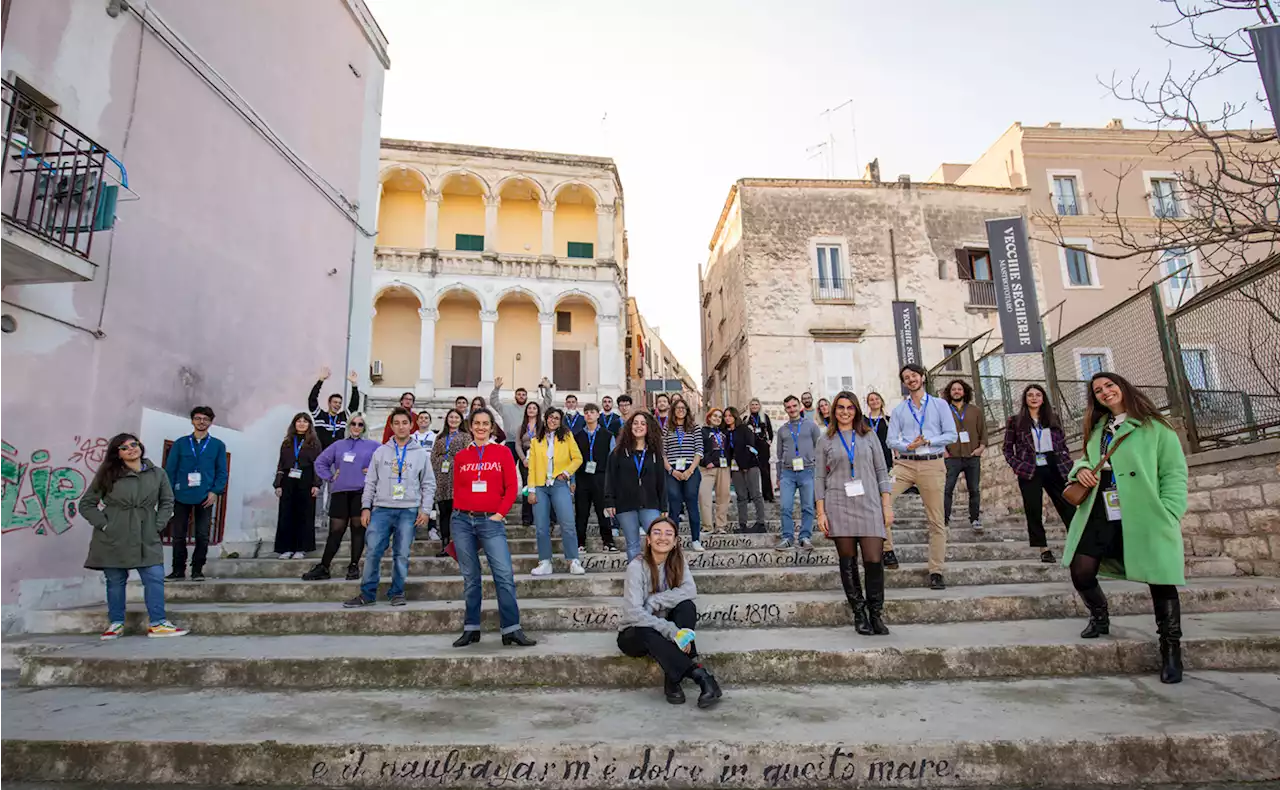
left=3, top=494, right=1280, bottom=788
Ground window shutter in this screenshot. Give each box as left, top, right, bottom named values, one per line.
left=456, top=234, right=484, bottom=252
left=955, top=249, right=973, bottom=280
left=566, top=241, right=593, bottom=259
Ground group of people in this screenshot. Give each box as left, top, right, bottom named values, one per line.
left=76, top=360, right=1191, bottom=697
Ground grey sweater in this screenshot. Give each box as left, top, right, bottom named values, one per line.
left=361, top=438, right=436, bottom=512
left=618, top=556, right=697, bottom=640
left=775, top=417, right=824, bottom=471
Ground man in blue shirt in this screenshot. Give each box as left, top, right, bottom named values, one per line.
left=163, top=406, right=229, bottom=581
left=886, top=364, right=958, bottom=590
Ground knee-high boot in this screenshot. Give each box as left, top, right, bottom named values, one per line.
left=1078, top=584, right=1110, bottom=638
left=1154, top=595, right=1183, bottom=684
left=863, top=561, right=890, bottom=636
left=838, top=556, right=871, bottom=635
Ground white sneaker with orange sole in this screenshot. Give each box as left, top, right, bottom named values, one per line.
left=147, top=621, right=189, bottom=638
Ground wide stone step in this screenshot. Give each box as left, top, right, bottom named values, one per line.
left=143, top=561, right=1067, bottom=604
left=207, top=542, right=1057, bottom=579
left=25, top=579, right=1280, bottom=637
left=4, top=671, right=1278, bottom=787
left=18, top=611, right=1280, bottom=691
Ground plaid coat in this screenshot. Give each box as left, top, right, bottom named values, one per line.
left=1002, top=416, right=1072, bottom=480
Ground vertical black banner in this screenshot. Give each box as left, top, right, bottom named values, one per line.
left=893, top=300, right=921, bottom=379
left=1250, top=24, right=1280, bottom=132
left=986, top=216, right=1044, bottom=354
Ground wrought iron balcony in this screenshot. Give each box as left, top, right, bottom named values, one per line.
left=2, top=79, right=115, bottom=284
left=812, top=277, right=855, bottom=303
left=966, top=279, right=998, bottom=308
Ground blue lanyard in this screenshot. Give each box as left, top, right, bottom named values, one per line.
left=908, top=394, right=931, bottom=434
left=1033, top=421, right=1046, bottom=451
left=292, top=437, right=302, bottom=465
left=633, top=449, right=646, bottom=479
left=675, top=428, right=685, bottom=453
left=189, top=435, right=210, bottom=459
left=475, top=443, right=486, bottom=466
left=527, top=424, right=536, bottom=439
left=394, top=440, right=408, bottom=483
left=712, top=431, right=724, bottom=451
left=870, top=416, right=883, bottom=435
left=587, top=428, right=598, bottom=459
left=326, top=412, right=338, bottom=430
left=836, top=429, right=858, bottom=478
left=951, top=403, right=966, bottom=424
left=727, top=429, right=735, bottom=451
left=444, top=433, right=454, bottom=453
left=788, top=422, right=801, bottom=456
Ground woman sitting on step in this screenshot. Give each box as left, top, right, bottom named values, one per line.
left=814, top=391, right=893, bottom=636
left=617, top=516, right=723, bottom=708
left=1064, top=371, right=1188, bottom=684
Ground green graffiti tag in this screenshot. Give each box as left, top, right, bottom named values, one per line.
left=2, top=440, right=89, bottom=535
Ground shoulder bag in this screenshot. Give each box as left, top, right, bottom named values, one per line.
left=1062, top=431, right=1129, bottom=507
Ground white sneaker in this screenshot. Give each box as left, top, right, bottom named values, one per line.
left=530, top=560, right=554, bottom=577
left=690, top=541, right=705, bottom=553
left=971, top=519, right=984, bottom=532
left=569, top=559, right=586, bottom=575
left=278, top=552, right=291, bottom=559
left=428, top=528, right=440, bottom=541
left=292, top=552, right=306, bottom=559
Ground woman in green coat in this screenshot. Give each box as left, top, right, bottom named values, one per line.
left=1063, top=372, right=1187, bottom=683
left=80, top=433, right=189, bottom=640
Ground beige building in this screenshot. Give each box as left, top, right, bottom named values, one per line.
left=365, top=141, right=626, bottom=410
left=935, top=120, right=1276, bottom=341
left=625, top=297, right=701, bottom=413
left=699, top=176, right=1033, bottom=412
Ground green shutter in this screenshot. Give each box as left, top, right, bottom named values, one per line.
left=455, top=234, right=484, bottom=252
left=566, top=241, right=594, bottom=259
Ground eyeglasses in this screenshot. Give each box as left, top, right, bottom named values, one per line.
left=350, top=422, right=365, bottom=427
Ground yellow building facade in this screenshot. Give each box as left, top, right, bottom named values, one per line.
left=366, top=140, right=627, bottom=406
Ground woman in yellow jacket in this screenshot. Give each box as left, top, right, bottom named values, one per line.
left=528, top=407, right=585, bottom=576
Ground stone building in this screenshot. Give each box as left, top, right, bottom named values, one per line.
left=625, top=297, right=701, bottom=413
left=698, top=176, right=1034, bottom=411
left=366, top=141, right=626, bottom=413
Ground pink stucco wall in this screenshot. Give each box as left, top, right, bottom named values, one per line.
left=0, top=0, right=385, bottom=621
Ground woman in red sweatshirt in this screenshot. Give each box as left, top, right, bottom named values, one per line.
left=449, top=407, right=536, bottom=648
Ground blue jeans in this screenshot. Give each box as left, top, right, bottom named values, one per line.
left=451, top=510, right=523, bottom=634
left=615, top=508, right=661, bottom=561
left=361, top=506, right=417, bottom=601
left=666, top=469, right=701, bottom=542
left=533, top=479, right=580, bottom=561
left=780, top=467, right=816, bottom=541
left=105, top=565, right=166, bottom=624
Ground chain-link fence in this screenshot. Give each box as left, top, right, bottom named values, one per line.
left=931, top=256, right=1280, bottom=452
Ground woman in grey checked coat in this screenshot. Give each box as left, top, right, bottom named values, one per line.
left=815, top=390, right=894, bottom=637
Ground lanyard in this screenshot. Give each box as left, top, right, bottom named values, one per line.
left=189, top=435, right=211, bottom=459
left=292, top=437, right=302, bottom=465
left=836, top=429, right=857, bottom=478
left=1033, top=421, right=1046, bottom=451
left=950, top=403, right=966, bottom=424
left=658, top=415, right=668, bottom=432
left=870, top=416, right=883, bottom=435
left=907, top=394, right=931, bottom=434
left=587, top=428, right=598, bottom=459
left=788, top=422, right=801, bottom=456
left=675, top=428, right=686, bottom=454
left=445, top=432, right=454, bottom=453
left=633, top=449, right=646, bottom=479
left=727, top=429, right=735, bottom=452
left=394, top=440, right=408, bottom=483
left=712, top=431, right=724, bottom=451
left=475, top=443, right=486, bottom=466
left=527, top=424, right=536, bottom=439
left=326, top=412, right=338, bottom=430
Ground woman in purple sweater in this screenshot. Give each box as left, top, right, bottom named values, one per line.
left=303, top=412, right=381, bottom=581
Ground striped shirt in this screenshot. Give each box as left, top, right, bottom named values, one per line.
left=662, top=424, right=701, bottom=469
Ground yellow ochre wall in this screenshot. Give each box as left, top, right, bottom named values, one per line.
left=434, top=296, right=482, bottom=384
left=497, top=198, right=542, bottom=255
left=438, top=194, right=485, bottom=250
left=377, top=190, right=425, bottom=248
left=494, top=300, right=541, bottom=387
left=554, top=202, right=597, bottom=258
left=371, top=294, right=421, bottom=387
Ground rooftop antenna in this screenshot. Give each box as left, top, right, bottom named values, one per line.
left=806, top=141, right=831, bottom=177
left=819, top=98, right=860, bottom=178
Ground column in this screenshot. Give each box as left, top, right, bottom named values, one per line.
left=483, top=194, right=501, bottom=254
left=596, top=203, right=616, bottom=261
left=539, top=311, right=556, bottom=383
left=417, top=307, right=437, bottom=397
left=596, top=313, right=621, bottom=397
left=479, top=309, right=499, bottom=390
left=423, top=189, right=441, bottom=250
left=539, top=199, right=556, bottom=259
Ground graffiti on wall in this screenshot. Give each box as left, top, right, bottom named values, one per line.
left=2, top=436, right=108, bottom=535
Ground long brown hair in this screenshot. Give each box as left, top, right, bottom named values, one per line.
left=826, top=390, right=870, bottom=437
left=641, top=516, right=685, bottom=593
left=283, top=412, right=321, bottom=450
left=88, top=433, right=147, bottom=496
left=1082, top=371, right=1171, bottom=443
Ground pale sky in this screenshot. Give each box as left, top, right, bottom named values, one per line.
left=367, top=0, right=1270, bottom=381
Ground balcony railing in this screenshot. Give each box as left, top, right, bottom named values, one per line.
left=375, top=247, right=622, bottom=286
left=966, top=279, right=997, bottom=308
left=2, top=79, right=113, bottom=262
left=812, top=277, right=855, bottom=303
left=1055, top=197, right=1080, bottom=216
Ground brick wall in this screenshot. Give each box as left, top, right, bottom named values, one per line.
left=977, top=432, right=1280, bottom=578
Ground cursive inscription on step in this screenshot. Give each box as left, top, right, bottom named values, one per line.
left=312, top=746, right=957, bottom=787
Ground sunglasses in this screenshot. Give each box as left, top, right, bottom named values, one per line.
left=350, top=421, right=365, bottom=427
left=120, top=441, right=140, bottom=450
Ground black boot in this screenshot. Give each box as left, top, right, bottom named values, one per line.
left=1078, top=585, right=1110, bottom=638
left=301, top=564, right=331, bottom=581
left=864, top=561, right=890, bottom=635
left=345, top=563, right=360, bottom=581
left=688, top=665, right=723, bottom=708
left=1154, top=595, right=1183, bottom=684
left=502, top=629, right=538, bottom=647
left=664, top=677, right=686, bottom=705
left=452, top=631, right=480, bottom=648
left=839, top=556, right=871, bottom=635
